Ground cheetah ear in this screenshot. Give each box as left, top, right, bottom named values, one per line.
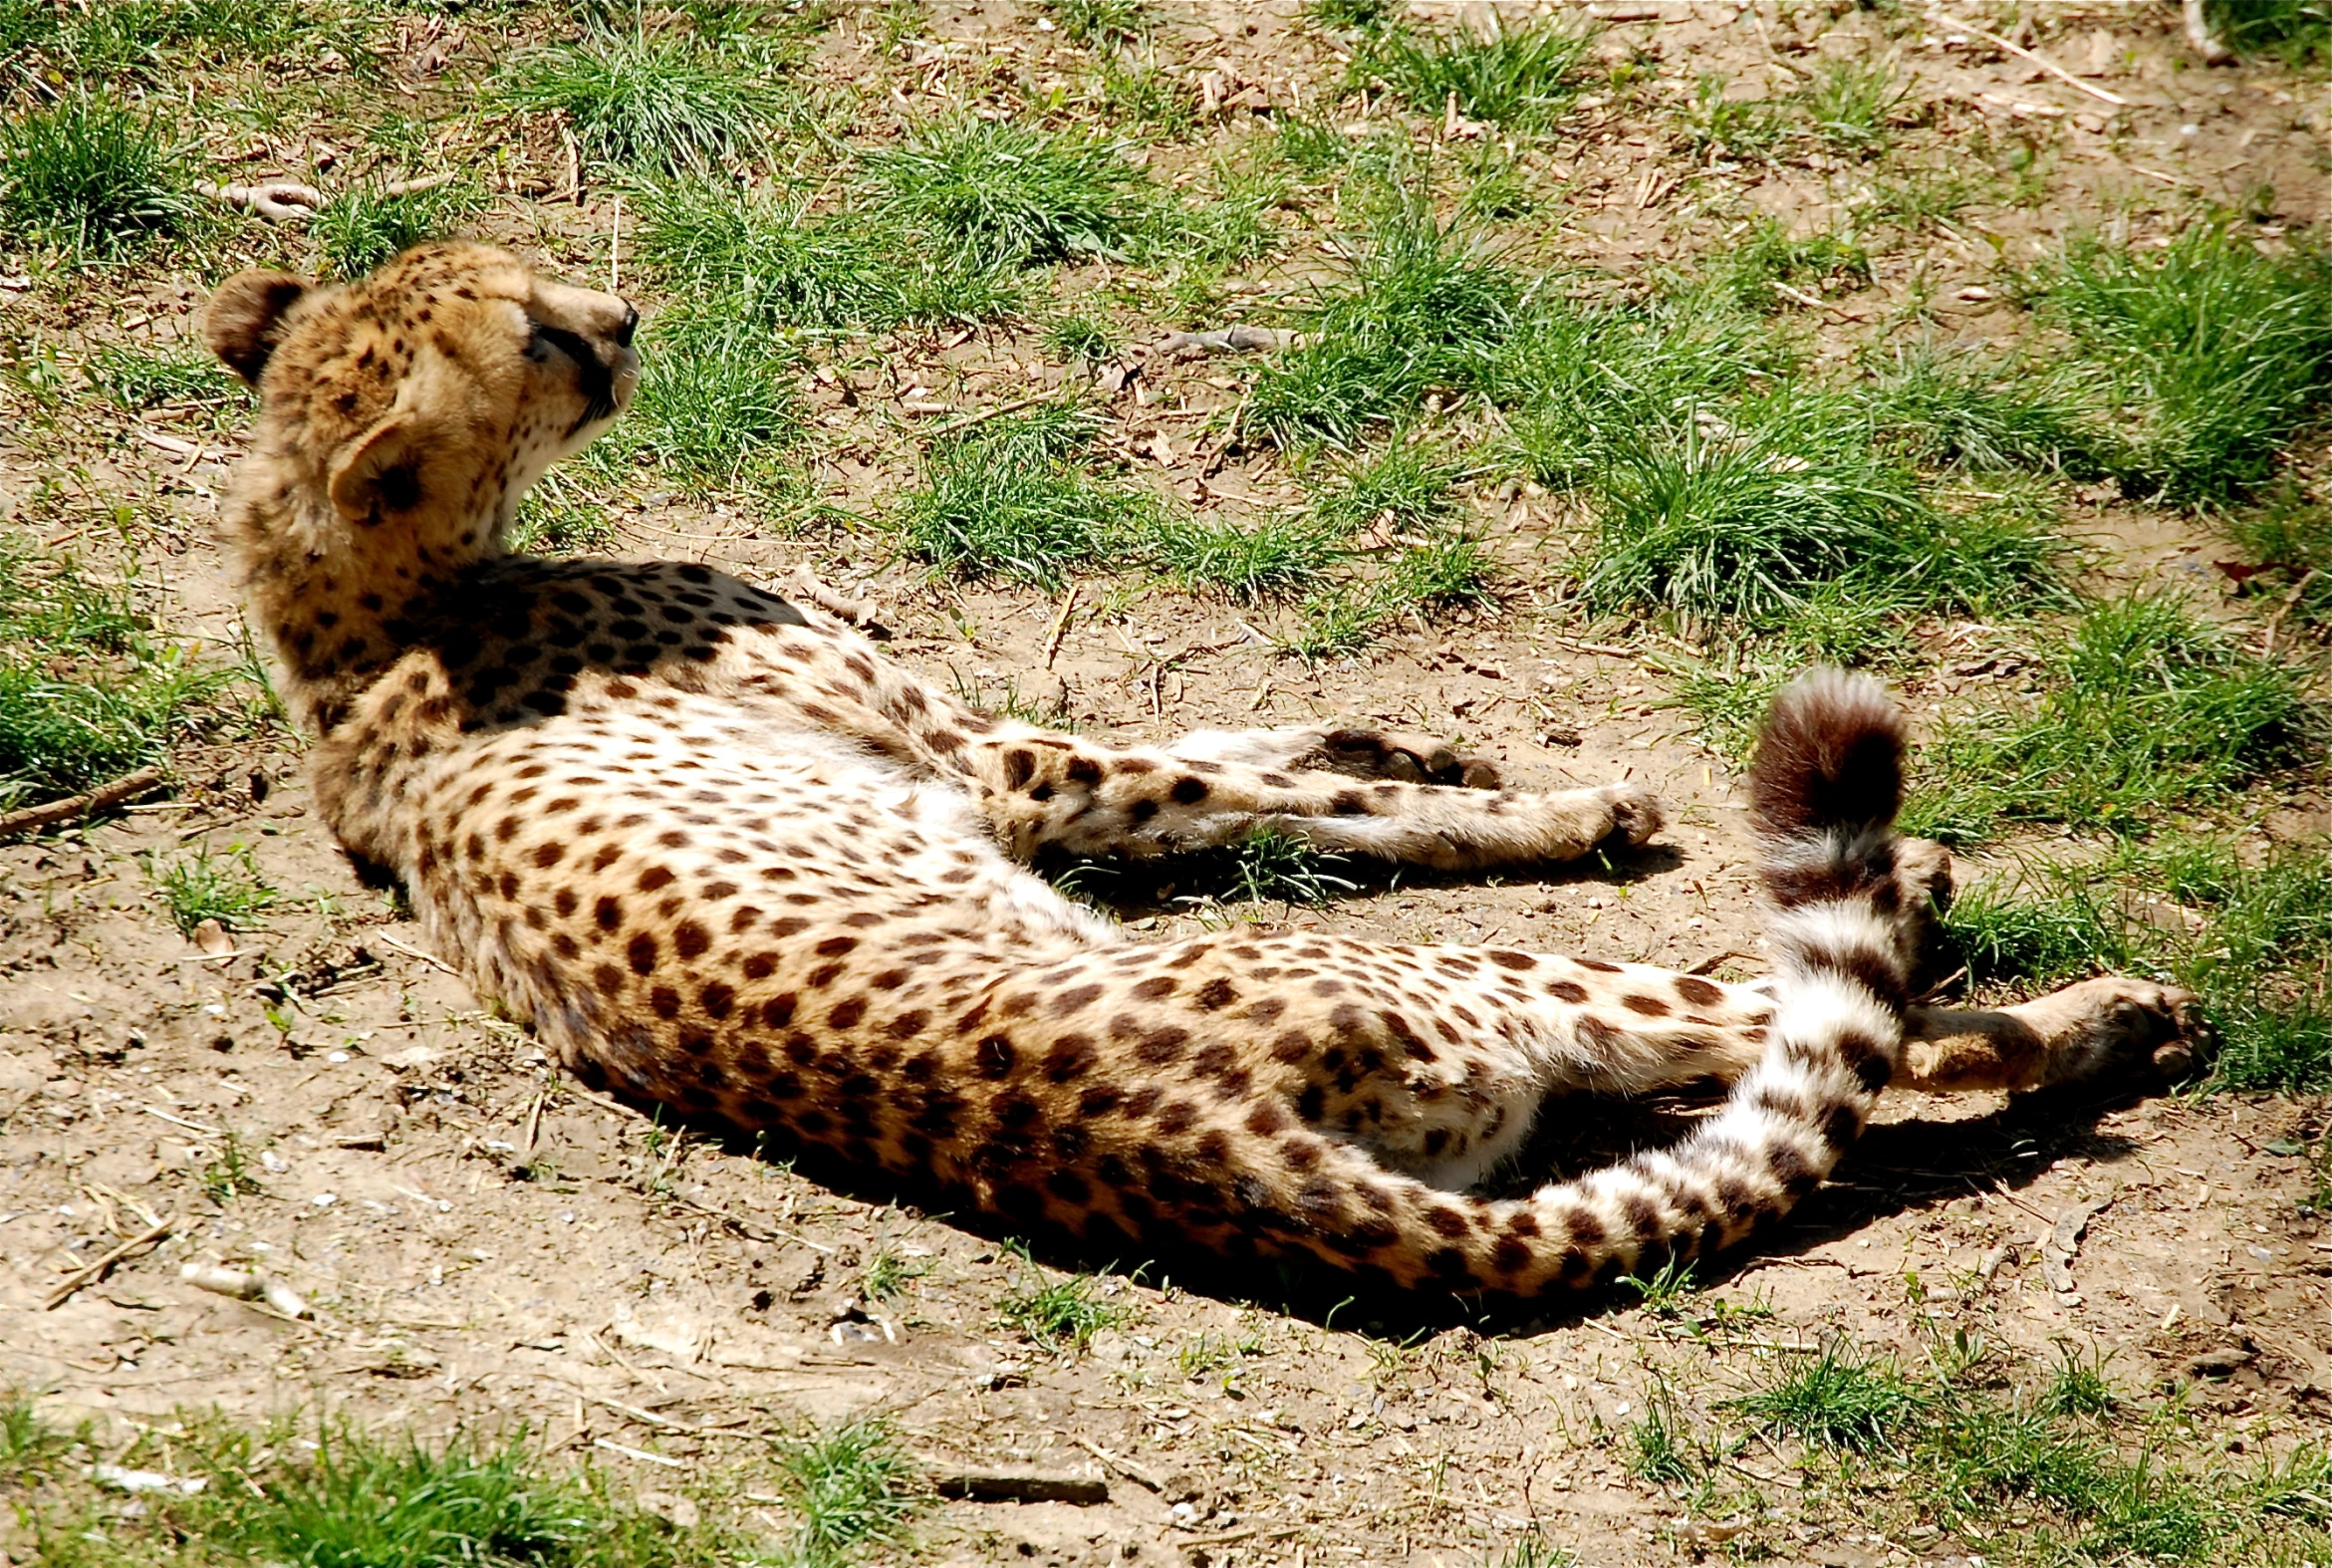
left=205, top=269, right=311, bottom=387
left=328, top=413, right=435, bottom=523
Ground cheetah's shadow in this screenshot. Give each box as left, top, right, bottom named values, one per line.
left=654, top=1071, right=2147, bottom=1346
left=1034, top=839, right=1687, bottom=923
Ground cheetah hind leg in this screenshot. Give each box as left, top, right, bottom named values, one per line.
left=1166, top=723, right=1503, bottom=788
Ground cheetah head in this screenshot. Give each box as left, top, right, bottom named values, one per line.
left=205, top=241, right=639, bottom=548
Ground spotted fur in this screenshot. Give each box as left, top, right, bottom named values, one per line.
left=202, top=245, right=2189, bottom=1296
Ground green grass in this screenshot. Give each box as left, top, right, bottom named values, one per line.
left=1302, top=0, right=1401, bottom=32
left=899, top=402, right=1160, bottom=586
left=633, top=178, right=1021, bottom=331
left=1860, top=342, right=2102, bottom=474
left=1246, top=188, right=1521, bottom=448
left=1679, top=74, right=1788, bottom=159
left=84, top=339, right=245, bottom=414
left=995, top=1248, right=1124, bottom=1353
left=581, top=305, right=801, bottom=489
left=2205, top=0, right=2332, bottom=65
left=1044, top=311, right=1127, bottom=365
left=1716, top=216, right=1870, bottom=311
left=311, top=174, right=490, bottom=280
left=1499, top=293, right=1776, bottom=491
left=0, top=545, right=220, bottom=813
left=770, top=1421, right=926, bottom=1568
left=1303, top=440, right=1460, bottom=534
left=1148, top=511, right=1340, bottom=602
left=1578, top=391, right=2061, bottom=625
left=493, top=23, right=796, bottom=173
left=865, top=116, right=1151, bottom=265
left=1906, top=594, right=2312, bottom=842
left=145, top=842, right=277, bottom=934
left=1731, top=1342, right=1924, bottom=1452
left=2026, top=225, right=2332, bottom=504
left=0, top=93, right=193, bottom=260
left=509, top=477, right=621, bottom=555
left=0, top=1396, right=930, bottom=1566
left=1211, top=828, right=1358, bottom=907
left=1942, top=835, right=2332, bottom=1091
left=1353, top=14, right=1599, bottom=130
left=0, top=0, right=362, bottom=82
left=1795, top=56, right=1909, bottom=154
left=1045, top=0, right=1148, bottom=49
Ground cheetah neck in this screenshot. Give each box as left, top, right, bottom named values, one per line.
left=225, top=454, right=512, bottom=736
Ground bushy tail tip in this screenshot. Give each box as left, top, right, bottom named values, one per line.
left=1747, top=669, right=1906, bottom=844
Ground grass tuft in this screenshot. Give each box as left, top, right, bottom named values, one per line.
left=1731, top=1342, right=1923, bottom=1452
left=581, top=304, right=801, bottom=489
left=1943, top=835, right=2332, bottom=1091
left=900, top=402, right=1160, bottom=586
left=312, top=174, right=489, bottom=280
left=866, top=116, right=1151, bottom=265
left=1906, top=594, right=2311, bottom=842
left=1354, top=14, right=1598, bottom=129
left=1044, top=0, right=1147, bottom=49
left=2028, top=225, right=2332, bottom=504
left=146, top=842, right=276, bottom=935
left=494, top=24, right=795, bottom=173
left=1860, top=342, right=2102, bottom=474
left=1246, top=187, right=1520, bottom=448
left=0, top=546, right=219, bottom=812
left=0, top=93, right=193, bottom=260
left=772, top=1420, right=926, bottom=1568
left=996, top=1246, right=1125, bottom=1352
left=634, top=178, right=1021, bottom=330
left=1580, top=392, right=2059, bottom=625
left=1149, top=511, right=1340, bottom=602
left=1795, top=55, right=1909, bottom=153
left=84, top=338, right=246, bottom=414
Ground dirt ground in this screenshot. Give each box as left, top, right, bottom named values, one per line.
left=2, top=3, right=2329, bottom=1564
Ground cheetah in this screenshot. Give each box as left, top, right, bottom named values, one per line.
left=200, top=244, right=2200, bottom=1295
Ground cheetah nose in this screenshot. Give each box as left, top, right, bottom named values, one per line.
left=613, top=304, right=639, bottom=349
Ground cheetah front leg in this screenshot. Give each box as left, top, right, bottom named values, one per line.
left=957, top=723, right=1663, bottom=871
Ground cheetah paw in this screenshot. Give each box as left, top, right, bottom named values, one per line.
left=1316, top=728, right=1501, bottom=789
left=1597, top=782, right=1666, bottom=847
left=2010, top=977, right=2210, bottom=1088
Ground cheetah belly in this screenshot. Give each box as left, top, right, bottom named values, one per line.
left=399, top=695, right=1115, bottom=1109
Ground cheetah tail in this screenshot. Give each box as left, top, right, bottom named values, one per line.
left=1379, top=669, right=1915, bottom=1296
left=1555, top=668, right=1914, bottom=1287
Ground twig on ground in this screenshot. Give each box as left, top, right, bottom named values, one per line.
left=785, top=567, right=882, bottom=630
left=1042, top=585, right=1080, bottom=669
left=198, top=179, right=326, bottom=221
left=557, top=1385, right=708, bottom=1434
left=376, top=931, right=461, bottom=976
left=1770, top=279, right=1851, bottom=318
left=593, top=1437, right=687, bottom=1469
left=924, top=392, right=1053, bottom=438
left=1929, top=9, right=2129, bottom=106
left=0, top=768, right=166, bottom=841
left=1155, top=326, right=1298, bottom=358
left=44, top=1216, right=175, bottom=1309
left=2262, top=568, right=2318, bottom=655
left=1072, top=1435, right=1166, bottom=1492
